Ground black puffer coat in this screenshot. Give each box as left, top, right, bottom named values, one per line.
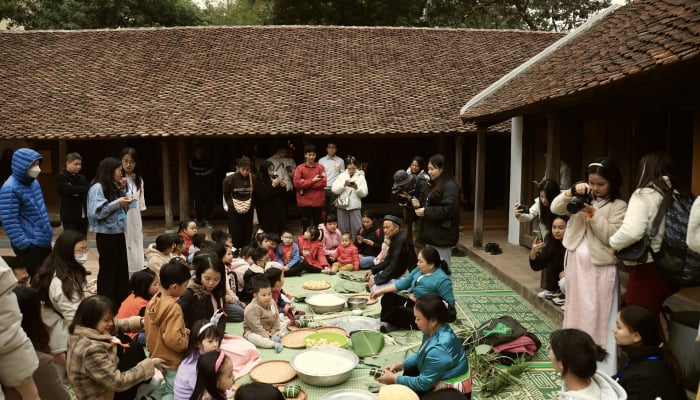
left=419, top=179, right=460, bottom=247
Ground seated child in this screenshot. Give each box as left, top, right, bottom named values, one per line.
left=287, top=226, right=329, bottom=276
left=173, top=319, right=224, bottom=400
left=319, top=214, right=342, bottom=265
left=242, top=276, right=284, bottom=353
left=144, top=261, right=192, bottom=399
left=230, top=246, right=252, bottom=304
left=145, top=234, right=178, bottom=274
left=221, top=245, right=245, bottom=323
left=67, top=295, right=163, bottom=400
left=190, top=351, right=235, bottom=400
left=332, top=232, right=360, bottom=272
left=240, top=248, right=268, bottom=304
left=171, top=234, right=187, bottom=263
left=275, top=230, right=301, bottom=273
left=263, top=267, right=301, bottom=324
left=211, top=230, right=234, bottom=252
left=261, top=233, right=279, bottom=262
left=117, top=268, right=158, bottom=345
left=187, top=233, right=207, bottom=264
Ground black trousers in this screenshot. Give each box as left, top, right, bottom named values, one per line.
left=380, top=292, right=418, bottom=330
left=227, top=209, right=254, bottom=249
left=96, top=233, right=130, bottom=310
left=324, top=188, right=338, bottom=216
left=300, top=206, right=322, bottom=234
left=62, top=218, right=88, bottom=237
left=193, top=188, right=214, bottom=221
left=286, top=260, right=323, bottom=277
left=13, top=244, right=51, bottom=279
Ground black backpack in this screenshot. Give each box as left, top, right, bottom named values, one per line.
left=652, top=190, right=700, bottom=287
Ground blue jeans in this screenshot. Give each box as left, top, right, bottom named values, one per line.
left=359, top=256, right=375, bottom=270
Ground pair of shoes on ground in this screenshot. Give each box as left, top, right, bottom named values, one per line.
left=484, top=242, right=502, bottom=255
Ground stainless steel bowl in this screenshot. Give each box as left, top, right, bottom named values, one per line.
left=290, top=347, right=359, bottom=386
left=346, top=296, right=368, bottom=310
left=305, top=293, right=347, bottom=314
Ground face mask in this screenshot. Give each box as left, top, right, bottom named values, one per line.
left=27, top=166, right=41, bottom=178
left=75, top=253, right=88, bottom=265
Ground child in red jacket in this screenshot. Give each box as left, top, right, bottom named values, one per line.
left=287, top=226, right=330, bottom=276
left=332, top=233, right=360, bottom=272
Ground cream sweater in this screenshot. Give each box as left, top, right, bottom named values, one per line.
left=688, top=197, right=700, bottom=253
left=551, top=192, right=626, bottom=266
left=609, top=187, right=665, bottom=263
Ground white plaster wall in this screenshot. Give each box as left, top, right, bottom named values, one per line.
left=508, top=116, right=523, bottom=245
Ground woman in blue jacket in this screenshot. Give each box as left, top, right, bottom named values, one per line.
left=370, top=247, right=454, bottom=330
left=376, top=294, right=471, bottom=397
left=87, top=157, right=134, bottom=308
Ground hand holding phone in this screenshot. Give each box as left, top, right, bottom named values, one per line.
left=533, top=230, right=543, bottom=243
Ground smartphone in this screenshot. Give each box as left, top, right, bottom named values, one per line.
left=533, top=231, right=543, bottom=242
left=519, top=203, right=530, bottom=214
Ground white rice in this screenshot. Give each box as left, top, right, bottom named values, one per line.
left=294, top=350, right=355, bottom=375
left=307, top=293, right=346, bottom=306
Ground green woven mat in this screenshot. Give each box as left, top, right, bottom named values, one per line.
left=226, top=260, right=561, bottom=399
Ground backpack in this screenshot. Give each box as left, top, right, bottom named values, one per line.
left=652, top=190, right=700, bottom=287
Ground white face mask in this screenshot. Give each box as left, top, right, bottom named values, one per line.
left=75, top=253, right=88, bottom=265
left=27, top=165, right=41, bottom=178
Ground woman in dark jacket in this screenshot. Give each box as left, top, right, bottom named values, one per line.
left=412, top=154, right=460, bottom=269
left=177, top=252, right=227, bottom=334
left=254, top=160, right=287, bottom=235
left=223, top=157, right=254, bottom=249
left=529, top=215, right=568, bottom=300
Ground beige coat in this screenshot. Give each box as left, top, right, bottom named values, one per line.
left=551, top=192, right=627, bottom=266
left=610, top=187, right=666, bottom=263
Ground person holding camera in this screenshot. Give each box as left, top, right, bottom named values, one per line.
left=393, top=169, right=430, bottom=253
left=331, top=156, right=368, bottom=238
left=550, top=157, right=627, bottom=376
left=254, top=160, right=287, bottom=235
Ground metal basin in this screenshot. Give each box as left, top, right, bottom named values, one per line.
left=290, top=347, right=359, bottom=387
left=305, top=293, right=347, bottom=314
left=346, top=296, right=368, bottom=310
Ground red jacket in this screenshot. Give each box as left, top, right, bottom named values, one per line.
left=178, top=231, right=193, bottom=259
left=333, top=243, right=360, bottom=271
left=293, top=163, right=326, bottom=207
left=297, top=235, right=328, bottom=270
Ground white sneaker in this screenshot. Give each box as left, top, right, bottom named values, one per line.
left=552, top=296, right=566, bottom=306
left=537, top=290, right=554, bottom=299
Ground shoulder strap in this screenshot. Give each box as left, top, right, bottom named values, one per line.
left=650, top=189, right=673, bottom=238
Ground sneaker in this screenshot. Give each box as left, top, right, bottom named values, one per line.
left=552, top=295, right=566, bottom=306
left=274, top=342, right=284, bottom=353
left=560, top=305, right=566, bottom=311
left=537, top=290, right=554, bottom=299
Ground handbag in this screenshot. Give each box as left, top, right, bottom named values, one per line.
left=616, top=235, right=651, bottom=263
left=334, top=192, right=350, bottom=209
left=231, top=174, right=253, bottom=214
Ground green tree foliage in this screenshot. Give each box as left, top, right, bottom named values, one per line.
left=201, top=0, right=271, bottom=26
left=268, top=0, right=425, bottom=26
left=1, top=0, right=206, bottom=30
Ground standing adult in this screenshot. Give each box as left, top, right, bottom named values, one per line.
left=223, top=157, right=254, bottom=249
left=56, top=152, right=89, bottom=236
left=267, top=141, right=296, bottom=223
left=393, top=169, right=429, bottom=253
left=609, top=152, right=679, bottom=316
left=551, top=157, right=626, bottom=376
left=189, top=145, right=215, bottom=229
left=254, top=160, right=287, bottom=235
left=412, top=154, right=460, bottom=269
left=293, top=144, right=326, bottom=233
left=365, top=215, right=417, bottom=291
left=87, top=157, right=133, bottom=308
left=319, top=142, right=345, bottom=216
left=0, top=148, right=53, bottom=278
left=331, top=156, right=367, bottom=238
left=120, top=148, right=146, bottom=276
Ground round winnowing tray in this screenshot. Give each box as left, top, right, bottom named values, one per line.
left=302, top=280, right=331, bottom=290
left=281, top=329, right=315, bottom=349
left=249, top=360, right=296, bottom=384
left=315, top=326, right=347, bottom=336
left=348, top=294, right=378, bottom=305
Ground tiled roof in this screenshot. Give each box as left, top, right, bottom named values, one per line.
left=0, top=26, right=561, bottom=139
left=461, top=0, right=700, bottom=124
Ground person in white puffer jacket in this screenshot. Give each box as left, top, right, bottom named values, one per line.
left=688, top=196, right=700, bottom=253
left=331, top=156, right=368, bottom=239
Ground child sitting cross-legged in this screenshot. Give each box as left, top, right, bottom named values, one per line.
left=332, top=232, right=360, bottom=272
left=275, top=229, right=301, bottom=273
left=173, top=319, right=224, bottom=400
left=242, top=275, right=284, bottom=353
left=287, top=226, right=329, bottom=276
left=66, top=295, right=165, bottom=400
left=145, top=234, right=177, bottom=274
left=263, top=267, right=303, bottom=324
left=144, top=261, right=192, bottom=399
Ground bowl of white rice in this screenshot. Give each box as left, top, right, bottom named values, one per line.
left=305, top=293, right=347, bottom=314
left=290, top=346, right=359, bottom=386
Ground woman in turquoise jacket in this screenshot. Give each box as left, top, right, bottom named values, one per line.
left=376, top=294, right=471, bottom=397
left=370, top=247, right=454, bottom=330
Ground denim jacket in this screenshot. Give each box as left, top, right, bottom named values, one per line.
left=87, top=183, right=126, bottom=234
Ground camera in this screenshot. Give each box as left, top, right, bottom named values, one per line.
left=519, top=204, right=530, bottom=214
left=567, top=193, right=593, bottom=214
left=272, top=174, right=279, bottom=179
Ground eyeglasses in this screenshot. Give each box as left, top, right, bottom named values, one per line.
left=75, top=247, right=89, bottom=254
left=122, top=160, right=136, bottom=165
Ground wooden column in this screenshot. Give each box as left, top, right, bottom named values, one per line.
left=546, top=114, right=561, bottom=184
left=178, top=137, right=190, bottom=224
left=473, top=126, right=487, bottom=248
left=454, top=136, right=464, bottom=191
left=161, top=140, right=174, bottom=231
left=58, top=140, right=66, bottom=168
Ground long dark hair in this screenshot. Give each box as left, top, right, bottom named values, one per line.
left=634, top=151, right=673, bottom=191
left=32, top=230, right=87, bottom=310
left=550, top=328, right=607, bottom=379
left=426, top=154, right=456, bottom=205
left=119, top=147, right=142, bottom=190
left=190, top=351, right=229, bottom=400
left=14, top=286, right=51, bottom=353
left=538, top=179, right=560, bottom=229
left=192, top=252, right=227, bottom=300
left=69, top=295, right=115, bottom=333
left=419, top=247, right=451, bottom=276
left=91, top=157, right=122, bottom=201
left=585, top=157, right=623, bottom=201
left=257, top=160, right=274, bottom=183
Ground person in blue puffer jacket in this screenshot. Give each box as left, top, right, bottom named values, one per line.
left=0, top=148, right=53, bottom=278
